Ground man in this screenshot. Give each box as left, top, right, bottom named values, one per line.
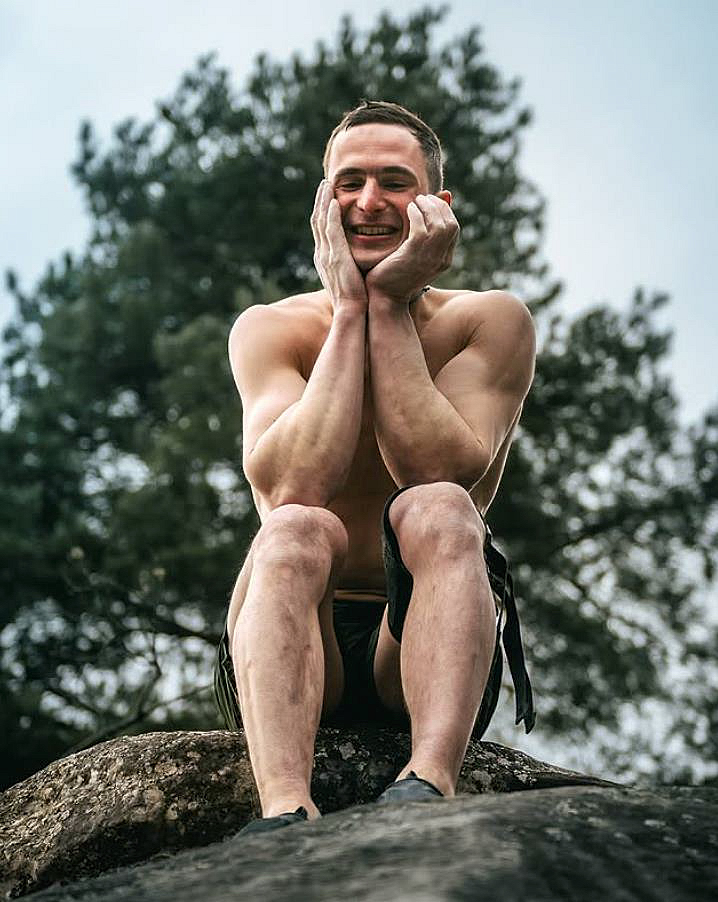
left=214, top=100, right=536, bottom=834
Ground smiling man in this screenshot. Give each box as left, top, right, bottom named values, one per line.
left=214, top=101, right=536, bottom=833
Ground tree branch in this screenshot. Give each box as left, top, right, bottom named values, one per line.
left=63, top=681, right=213, bottom=756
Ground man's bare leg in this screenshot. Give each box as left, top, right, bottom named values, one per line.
left=372, top=483, right=496, bottom=797
left=227, top=504, right=347, bottom=819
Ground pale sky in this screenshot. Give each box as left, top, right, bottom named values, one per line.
left=1, top=0, right=716, bottom=422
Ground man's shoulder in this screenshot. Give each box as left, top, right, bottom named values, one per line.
left=229, top=290, right=330, bottom=344
left=431, top=289, right=535, bottom=407
left=431, top=287, right=533, bottom=338
left=437, top=287, right=530, bottom=315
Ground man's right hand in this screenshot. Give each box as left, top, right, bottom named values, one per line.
left=311, top=180, right=368, bottom=313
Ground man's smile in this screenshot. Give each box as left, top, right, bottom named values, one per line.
left=346, top=223, right=401, bottom=244
left=351, top=225, right=396, bottom=235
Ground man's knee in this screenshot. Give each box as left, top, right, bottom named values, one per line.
left=253, top=503, right=348, bottom=572
left=389, top=482, right=485, bottom=568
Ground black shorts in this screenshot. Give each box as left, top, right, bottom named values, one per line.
left=323, top=598, right=400, bottom=727
left=213, top=486, right=535, bottom=740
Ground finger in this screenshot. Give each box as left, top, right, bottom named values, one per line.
left=426, top=195, right=453, bottom=234
left=422, top=195, right=459, bottom=248
left=437, top=198, right=460, bottom=237
left=413, top=194, right=441, bottom=231
left=311, top=179, right=327, bottom=222
left=318, top=181, right=337, bottom=254
left=426, top=194, right=454, bottom=228
left=313, top=179, right=325, bottom=210
left=318, top=181, right=334, bottom=245
left=406, top=200, right=428, bottom=240
left=442, top=211, right=460, bottom=269
left=310, top=179, right=326, bottom=246
left=314, top=182, right=334, bottom=274
left=326, top=197, right=348, bottom=248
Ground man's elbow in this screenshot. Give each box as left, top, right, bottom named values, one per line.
left=245, top=462, right=334, bottom=511
left=265, top=485, right=333, bottom=511
left=396, top=444, right=490, bottom=493
left=250, top=474, right=334, bottom=512
left=244, top=449, right=341, bottom=511
left=460, top=442, right=493, bottom=490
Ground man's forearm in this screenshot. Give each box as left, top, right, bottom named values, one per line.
left=368, top=297, right=485, bottom=489
left=248, top=308, right=366, bottom=508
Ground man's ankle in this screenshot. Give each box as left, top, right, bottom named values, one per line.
left=396, top=761, right=456, bottom=798
left=259, top=782, right=320, bottom=820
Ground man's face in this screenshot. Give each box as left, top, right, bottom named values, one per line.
left=325, top=123, right=451, bottom=273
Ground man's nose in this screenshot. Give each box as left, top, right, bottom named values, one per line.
left=357, top=179, right=386, bottom=212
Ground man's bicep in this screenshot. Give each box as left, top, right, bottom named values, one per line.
left=434, top=294, right=535, bottom=467
left=228, top=307, right=307, bottom=458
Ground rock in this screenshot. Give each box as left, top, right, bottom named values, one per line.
left=0, top=726, right=612, bottom=899
left=15, top=785, right=718, bottom=901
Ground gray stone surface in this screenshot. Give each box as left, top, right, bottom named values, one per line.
left=22, top=785, right=718, bottom=901
left=0, top=727, right=613, bottom=899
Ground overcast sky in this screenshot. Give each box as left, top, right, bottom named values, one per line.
left=1, top=0, right=716, bottom=422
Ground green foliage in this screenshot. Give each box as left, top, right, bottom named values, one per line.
left=2, top=6, right=716, bottom=789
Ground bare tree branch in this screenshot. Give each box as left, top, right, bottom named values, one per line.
left=63, top=681, right=213, bottom=756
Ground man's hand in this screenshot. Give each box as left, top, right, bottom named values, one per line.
left=311, top=180, right=368, bottom=314
left=365, top=195, right=459, bottom=304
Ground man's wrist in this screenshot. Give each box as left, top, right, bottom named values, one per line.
left=331, top=302, right=369, bottom=325
left=367, top=288, right=413, bottom=316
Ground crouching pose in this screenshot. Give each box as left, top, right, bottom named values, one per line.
left=214, top=101, right=536, bottom=833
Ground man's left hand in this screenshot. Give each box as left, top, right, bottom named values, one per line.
left=365, top=194, right=459, bottom=304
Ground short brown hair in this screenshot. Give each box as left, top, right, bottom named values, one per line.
left=322, top=100, right=444, bottom=193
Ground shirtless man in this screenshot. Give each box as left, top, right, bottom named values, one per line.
left=213, top=101, right=536, bottom=832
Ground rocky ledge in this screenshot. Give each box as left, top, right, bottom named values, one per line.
left=2, top=728, right=714, bottom=901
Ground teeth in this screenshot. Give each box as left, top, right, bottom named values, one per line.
left=354, top=226, right=394, bottom=235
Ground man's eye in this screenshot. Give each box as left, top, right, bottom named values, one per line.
left=338, top=181, right=362, bottom=190
left=385, top=182, right=408, bottom=190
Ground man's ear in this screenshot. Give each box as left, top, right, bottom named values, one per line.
left=436, top=189, right=452, bottom=206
